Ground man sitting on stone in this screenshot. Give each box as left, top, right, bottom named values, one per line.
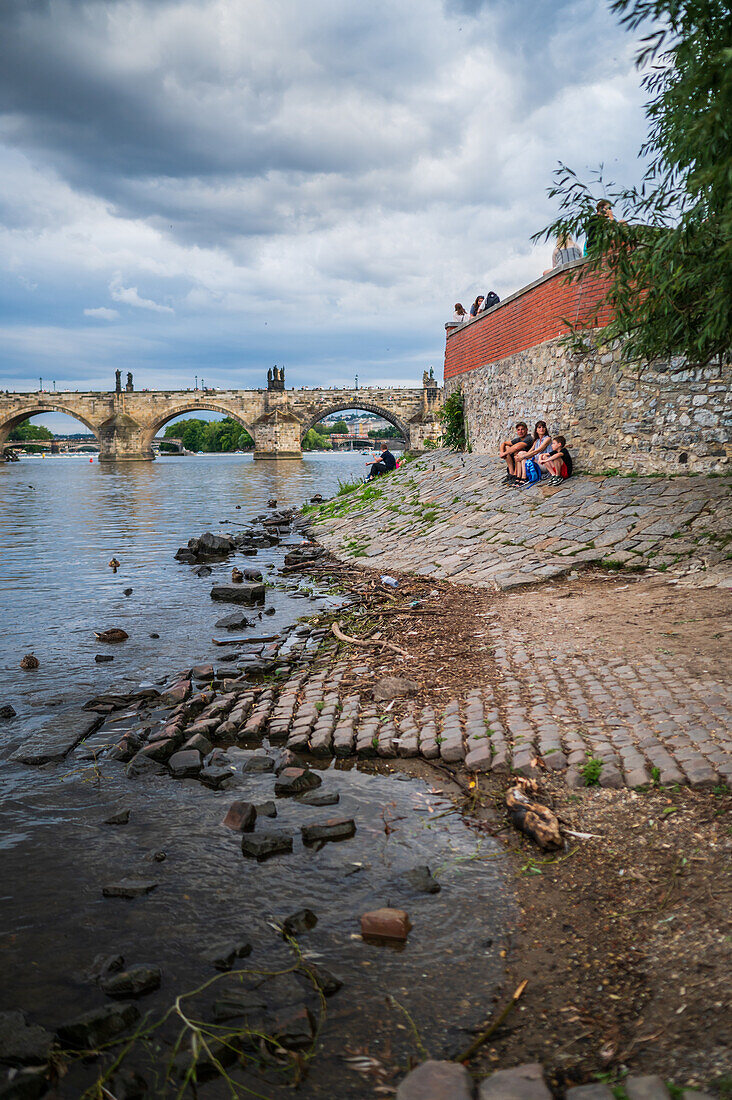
left=499, top=422, right=533, bottom=483
left=366, top=441, right=397, bottom=481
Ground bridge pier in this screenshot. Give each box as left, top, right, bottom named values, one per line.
left=252, top=410, right=303, bottom=461
left=98, top=413, right=154, bottom=462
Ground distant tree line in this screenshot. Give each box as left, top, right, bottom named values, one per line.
left=9, top=423, right=54, bottom=441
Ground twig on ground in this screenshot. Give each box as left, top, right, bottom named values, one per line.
left=453, top=980, right=528, bottom=1063
left=331, top=621, right=410, bottom=658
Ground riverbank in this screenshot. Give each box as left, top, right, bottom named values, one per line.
left=2, top=457, right=730, bottom=1098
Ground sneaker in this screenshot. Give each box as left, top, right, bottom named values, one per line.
left=548, top=475, right=564, bottom=485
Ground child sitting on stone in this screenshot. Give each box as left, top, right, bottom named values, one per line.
left=538, top=435, right=573, bottom=484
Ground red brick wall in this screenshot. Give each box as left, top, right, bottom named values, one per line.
left=444, top=263, right=614, bottom=382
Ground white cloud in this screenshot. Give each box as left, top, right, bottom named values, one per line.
left=109, top=275, right=174, bottom=314
left=0, top=0, right=649, bottom=389
left=84, top=306, right=119, bottom=320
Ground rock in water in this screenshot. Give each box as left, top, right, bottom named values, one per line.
left=0, top=1010, right=54, bottom=1065
left=102, top=879, right=158, bottom=899
left=405, top=865, right=441, bottom=894
left=201, top=941, right=252, bottom=971
left=361, top=908, right=412, bottom=943
left=100, top=966, right=161, bottom=998
left=57, top=1003, right=140, bottom=1048
left=210, top=583, right=265, bottom=605
left=10, top=713, right=103, bottom=765
left=0, top=705, right=18, bottom=720
left=222, top=801, right=257, bottom=832
left=282, top=908, right=318, bottom=936
left=274, top=768, right=321, bottom=796
left=301, top=819, right=356, bottom=845
left=296, top=788, right=339, bottom=807
left=241, top=832, right=293, bottom=861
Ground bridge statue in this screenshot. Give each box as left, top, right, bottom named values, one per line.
left=0, top=368, right=442, bottom=462
left=115, top=370, right=122, bottom=395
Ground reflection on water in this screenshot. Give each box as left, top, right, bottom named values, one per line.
left=0, top=454, right=513, bottom=1097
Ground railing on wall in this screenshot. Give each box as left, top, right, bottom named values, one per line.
left=444, top=260, right=614, bottom=382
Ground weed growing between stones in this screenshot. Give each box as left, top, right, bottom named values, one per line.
left=580, top=755, right=604, bottom=787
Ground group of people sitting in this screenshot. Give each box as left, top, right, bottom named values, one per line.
left=452, top=290, right=500, bottom=322
left=499, top=420, right=573, bottom=488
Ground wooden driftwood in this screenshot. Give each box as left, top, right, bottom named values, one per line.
left=331, top=621, right=409, bottom=658
left=506, top=785, right=562, bottom=850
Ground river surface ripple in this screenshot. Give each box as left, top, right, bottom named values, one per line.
left=0, top=454, right=513, bottom=1097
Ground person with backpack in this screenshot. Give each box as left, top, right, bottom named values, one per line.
left=537, top=435, right=573, bottom=484
left=512, top=421, right=552, bottom=488
left=480, top=291, right=500, bottom=311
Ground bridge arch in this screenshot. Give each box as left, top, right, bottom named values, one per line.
left=140, top=402, right=256, bottom=450
left=0, top=405, right=101, bottom=448
left=301, top=402, right=409, bottom=441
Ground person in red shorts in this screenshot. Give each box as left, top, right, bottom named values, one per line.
left=537, top=435, right=573, bottom=485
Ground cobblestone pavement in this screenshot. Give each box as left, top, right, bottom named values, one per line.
left=308, top=452, right=732, bottom=591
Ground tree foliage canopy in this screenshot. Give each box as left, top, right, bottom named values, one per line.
left=9, top=421, right=54, bottom=441
left=537, top=0, right=732, bottom=365
left=162, top=417, right=253, bottom=452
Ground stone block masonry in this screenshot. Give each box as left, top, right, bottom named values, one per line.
left=444, top=262, right=730, bottom=474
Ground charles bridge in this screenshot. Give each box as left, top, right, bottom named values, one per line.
left=0, top=368, right=442, bottom=461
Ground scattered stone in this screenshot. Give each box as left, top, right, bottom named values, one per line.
left=95, top=654, right=114, bottom=663
left=125, top=753, right=167, bottom=779
left=0, top=1011, right=54, bottom=1066
left=222, top=801, right=257, bottom=832
left=297, top=961, right=342, bottom=997
left=191, top=664, right=214, bottom=680
left=241, top=831, right=293, bottom=861
left=168, top=749, right=201, bottom=778
left=100, top=965, right=161, bottom=998
left=274, top=767, right=322, bottom=796
left=88, top=954, right=125, bottom=982
left=103, top=807, right=130, bottom=826
left=301, top=818, right=356, bottom=845
left=242, top=754, right=275, bottom=773
left=478, top=1064, right=552, bottom=1100
left=269, top=1005, right=315, bottom=1049
left=192, top=565, right=212, bottom=577
left=564, top=1087, right=614, bottom=1100
left=372, top=676, right=419, bottom=702
left=102, top=879, right=158, bottom=899
left=212, top=988, right=268, bottom=1025
left=282, top=908, right=318, bottom=936
left=201, top=941, right=252, bottom=971
left=405, top=865, right=441, bottom=894
left=215, top=610, right=253, bottom=630
left=199, top=764, right=233, bottom=789
left=254, top=800, right=277, bottom=818
left=361, top=908, right=411, bottom=943
left=182, top=733, right=212, bottom=755
left=10, top=712, right=103, bottom=765
left=56, top=1003, right=140, bottom=1048
left=397, top=1060, right=473, bottom=1100
left=162, top=678, right=191, bottom=706
left=210, top=583, right=265, bottom=605
left=296, top=787, right=340, bottom=806
left=626, top=1077, right=674, bottom=1100
left=0, top=705, right=17, bottom=720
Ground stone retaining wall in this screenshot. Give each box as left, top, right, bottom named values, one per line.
left=444, top=264, right=731, bottom=474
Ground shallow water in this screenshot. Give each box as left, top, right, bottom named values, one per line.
left=0, top=454, right=512, bottom=1097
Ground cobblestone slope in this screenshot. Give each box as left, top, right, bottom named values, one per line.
left=307, top=452, right=732, bottom=591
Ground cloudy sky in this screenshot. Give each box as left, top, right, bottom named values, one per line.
left=0, top=0, right=648, bottom=426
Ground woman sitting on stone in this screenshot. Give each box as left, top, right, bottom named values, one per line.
left=453, top=303, right=468, bottom=322
left=513, top=421, right=552, bottom=486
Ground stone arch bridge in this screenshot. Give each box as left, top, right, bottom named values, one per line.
left=0, top=374, right=442, bottom=461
